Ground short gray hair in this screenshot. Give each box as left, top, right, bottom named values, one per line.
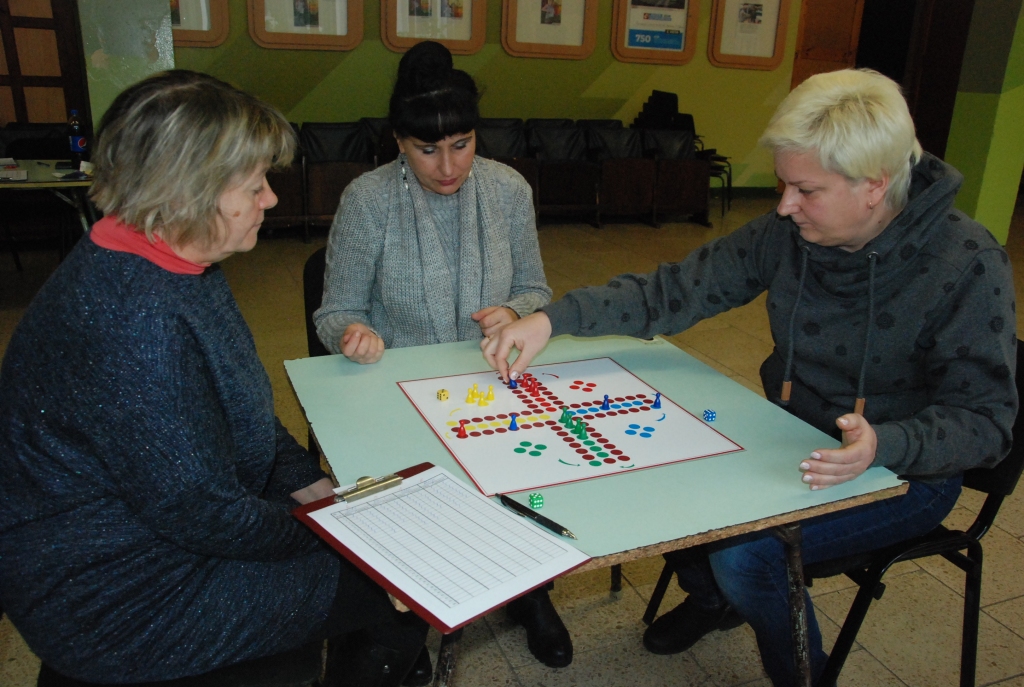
left=759, top=69, right=922, bottom=211
left=90, top=70, right=295, bottom=248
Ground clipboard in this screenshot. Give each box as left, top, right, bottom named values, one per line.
left=294, top=463, right=591, bottom=633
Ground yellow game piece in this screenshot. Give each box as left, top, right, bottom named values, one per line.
left=437, top=389, right=449, bottom=401
left=485, top=385, right=495, bottom=401
left=466, top=388, right=476, bottom=403
left=477, top=396, right=489, bottom=407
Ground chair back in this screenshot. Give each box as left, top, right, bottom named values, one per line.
left=576, top=119, right=622, bottom=129
left=529, top=127, right=588, bottom=161
left=962, top=339, right=1024, bottom=496
left=642, top=129, right=695, bottom=160
left=587, top=127, right=643, bottom=161
left=300, top=123, right=375, bottom=164
left=478, top=118, right=523, bottom=128
left=303, top=247, right=331, bottom=358
left=6, top=135, right=68, bottom=159
left=475, top=125, right=528, bottom=159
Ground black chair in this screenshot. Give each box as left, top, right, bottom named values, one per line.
left=576, top=119, right=623, bottom=129
left=528, top=126, right=599, bottom=225
left=300, top=123, right=376, bottom=231
left=263, top=123, right=308, bottom=241
left=36, top=642, right=323, bottom=687
left=585, top=127, right=654, bottom=226
left=475, top=125, right=529, bottom=160
left=359, top=117, right=399, bottom=166
left=675, top=113, right=731, bottom=215
left=477, top=118, right=524, bottom=128
left=642, top=339, right=1024, bottom=687
left=641, top=129, right=710, bottom=227
left=302, top=246, right=331, bottom=460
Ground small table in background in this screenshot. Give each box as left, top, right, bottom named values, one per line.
left=0, top=159, right=96, bottom=268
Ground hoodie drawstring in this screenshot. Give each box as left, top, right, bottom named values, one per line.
left=855, top=252, right=879, bottom=416
left=780, top=246, right=811, bottom=406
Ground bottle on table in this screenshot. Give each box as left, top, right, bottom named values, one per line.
left=68, top=109, right=88, bottom=168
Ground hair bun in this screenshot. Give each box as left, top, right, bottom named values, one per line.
left=395, top=41, right=454, bottom=96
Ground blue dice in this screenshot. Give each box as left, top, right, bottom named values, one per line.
left=703, top=409, right=716, bottom=422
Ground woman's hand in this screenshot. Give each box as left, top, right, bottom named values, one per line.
left=340, top=323, right=385, bottom=364
left=290, top=477, right=336, bottom=504
left=799, top=414, right=877, bottom=489
left=471, top=306, right=519, bottom=338
left=481, top=312, right=552, bottom=382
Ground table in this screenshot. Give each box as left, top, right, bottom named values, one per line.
left=0, top=160, right=96, bottom=248
left=285, top=335, right=905, bottom=685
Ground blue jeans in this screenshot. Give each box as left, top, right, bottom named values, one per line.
left=666, top=476, right=963, bottom=687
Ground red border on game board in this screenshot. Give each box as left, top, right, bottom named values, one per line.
left=397, top=358, right=744, bottom=496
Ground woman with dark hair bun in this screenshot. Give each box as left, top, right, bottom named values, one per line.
left=313, top=41, right=570, bottom=672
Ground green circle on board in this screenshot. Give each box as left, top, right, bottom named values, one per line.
left=514, top=448, right=526, bottom=454
left=583, top=440, right=595, bottom=446
left=520, top=441, right=532, bottom=447
left=597, top=452, right=609, bottom=458
left=535, top=444, right=547, bottom=450
left=529, top=451, right=541, bottom=456
left=589, top=460, right=602, bottom=466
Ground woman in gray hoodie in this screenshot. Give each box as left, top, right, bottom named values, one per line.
left=482, top=69, right=1017, bottom=686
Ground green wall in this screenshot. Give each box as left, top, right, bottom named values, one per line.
left=175, top=0, right=802, bottom=188
left=944, top=0, right=1024, bottom=244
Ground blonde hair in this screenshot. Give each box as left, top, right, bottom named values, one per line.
left=90, top=70, right=295, bottom=248
left=759, top=69, right=922, bottom=211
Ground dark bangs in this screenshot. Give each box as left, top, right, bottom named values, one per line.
left=390, top=87, right=479, bottom=143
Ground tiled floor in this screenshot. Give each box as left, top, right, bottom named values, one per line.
left=3, top=194, right=1024, bottom=686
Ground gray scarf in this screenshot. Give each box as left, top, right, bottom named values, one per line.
left=380, top=155, right=515, bottom=344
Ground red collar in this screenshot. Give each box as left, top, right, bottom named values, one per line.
left=89, top=217, right=209, bottom=275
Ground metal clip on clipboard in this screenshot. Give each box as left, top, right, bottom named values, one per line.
left=335, top=473, right=403, bottom=503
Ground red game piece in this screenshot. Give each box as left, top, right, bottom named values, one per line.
left=456, top=419, right=469, bottom=439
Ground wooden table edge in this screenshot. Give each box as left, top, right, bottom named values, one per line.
left=572, top=482, right=909, bottom=574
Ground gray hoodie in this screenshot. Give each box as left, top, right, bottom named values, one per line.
left=542, top=154, right=1017, bottom=479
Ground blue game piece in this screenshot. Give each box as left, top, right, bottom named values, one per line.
left=703, top=409, right=716, bottom=422
left=509, top=413, right=519, bottom=431
left=601, top=394, right=610, bottom=411
left=652, top=393, right=662, bottom=409
left=509, top=378, right=518, bottom=389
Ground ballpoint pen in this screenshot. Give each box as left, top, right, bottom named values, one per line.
left=499, top=494, right=577, bottom=539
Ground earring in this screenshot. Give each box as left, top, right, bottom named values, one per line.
left=868, top=202, right=875, bottom=210
left=400, top=156, right=409, bottom=190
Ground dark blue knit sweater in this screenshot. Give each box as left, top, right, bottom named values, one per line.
left=0, top=237, right=339, bottom=682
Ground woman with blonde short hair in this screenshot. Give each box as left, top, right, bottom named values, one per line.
left=0, top=70, right=426, bottom=687
left=483, top=69, right=1016, bottom=686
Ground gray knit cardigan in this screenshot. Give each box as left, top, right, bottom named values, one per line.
left=314, top=156, right=551, bottom=353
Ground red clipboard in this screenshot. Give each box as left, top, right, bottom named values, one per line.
left=293, top=462, right=590, bottom=634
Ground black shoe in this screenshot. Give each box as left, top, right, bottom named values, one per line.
left=400, top=646, right=432, bottom=687
left=643, top=597, right=741, bottom=655
left=506, top=589, right=573, bottom=668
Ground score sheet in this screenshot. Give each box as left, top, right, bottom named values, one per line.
left=298, top=465, right=590, bottom=633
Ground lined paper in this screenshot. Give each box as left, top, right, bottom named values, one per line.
left=305, top=466, right=590, bottom=631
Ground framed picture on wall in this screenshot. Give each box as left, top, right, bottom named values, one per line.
left=500, top=0, right=598, bottom=60
left=382, top=0, right=487, bottom=55
left=248, top=0, right=364, bottom=50
left=707, top=0, right=790, bottom=69
left=610, top=0, right=699, bottom=65
left=171, top=0, right=229, bottom=47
